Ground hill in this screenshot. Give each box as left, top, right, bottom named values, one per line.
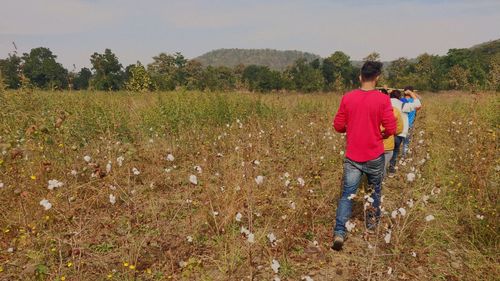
left=195, top=48, right=321, bottom=70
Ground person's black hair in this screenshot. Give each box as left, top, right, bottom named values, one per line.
left=361, top=61, right=383, bottom=81
left=404, top=85, right=414, bottom=91
left=390, top=90, right=401, bottom=99
left=379, top=88, right=389, bottom=95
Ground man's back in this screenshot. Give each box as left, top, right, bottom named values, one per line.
left=333, top=89, right=396, bottom=162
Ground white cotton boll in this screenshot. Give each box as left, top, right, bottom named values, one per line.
left=398, top=207, right=407, bottom=217
left=132, top=167, right=140, bottom=175
left=406, top=199, right=414, bottom=208
left=212, top=211, right=219, bottom=216
left=83, top=155, right=91, bottom=162
left=47, top=179, right=63, bottom=190
left=235, top=212, right=243, bottom=222
left=253, top=160, right=260, bottom=165
left=274, top=276, right=281, bottom=281
left=189, top=175, right=198, bottom=185
left=476, top=214, right=484, bottom=220
left=391, top=210, right=398, bottom=219
left=240, top=226, right=250, bottom=236
left=411, top=251, right=417, bottom=257
left=0, top=182, right=4, bottom=189
left=340, top=150, right=344, bottom=156
left=216, top=153, right=223, bottom=157
left=348, top=194, right=356, bottom=200
left=297, top=177, right=305, bottom=187
left=106, top=161, right=112, bottom=174
left=284, top=179, right=291, bottom=187
left=247, top=233, right=255, bottom=243
left=345, top=220, right=356, bottom=232
left=406, top=173, right=416, bottom=182
left=418, top=139, right=424, bottom=144
left=186, top=236, right=193, bottom=243
left=166, top=153, right=175, bottom=162
left=271, top=259, right=280, bottom=274
left=116, top=156, right=124, bottom=167
left=425, top=215, right=435, bottom=222
left=267, top=233, right=277, bottom=245
left=255, top=175, right=264, bottom=185
left=302, top=276, right=314, bottom=281
left=194, top=165, right=203, bottom=174
left=384, top=231, right=392, bottom=244
left=289, top=201, right=296, bottom=210
left=39, top=199, right=52, bottom=210
left=109, top=194, right=116, bottom=205
left=70, top=169, right=78, bottom=176
left=387, top=267, right=393, bottom=275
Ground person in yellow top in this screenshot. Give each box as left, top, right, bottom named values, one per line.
left=379, top=88, right=404, bottom=177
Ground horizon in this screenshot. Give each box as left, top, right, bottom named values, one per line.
left=1, top=0, right=499, bottom=70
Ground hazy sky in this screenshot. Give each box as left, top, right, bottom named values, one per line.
left=1, top=0, right=499, bottom=70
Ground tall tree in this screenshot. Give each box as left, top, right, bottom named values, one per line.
left=21, top=47, right=68, bottom=90
left=90, top=49, right=124, bottom=91
left=287, top=58, right=324, bottom=92
left=125, top=62, right=154, bottom=92
left=363, top=52, right=381, bottom=62
left=0, top=54, right=21, bottom=89
left=322, top=51, right=354, bottom=91
left=73, top=67, right=92, bottom=90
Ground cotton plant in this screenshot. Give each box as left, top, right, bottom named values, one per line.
left=425, top=215, right=435, bottom=222
left=255, top=175, right=264, bottom=185
left=235, top=212, right=243, bottom=222
left=116, top=156, right=124, bottom=167
left=297, top=177, right=305, bottom=187
left=345, top=221, right=356, bottom=232
left=271, top=259, right=280, bottom=274
left=39, top=199, right=52, bottom=210
left=166, top=153, right=175, bottom=162
left=109, top=194, right=116, bottom=205
left=189, top=175, right=198, bottom=185
left=267, top=232, right=277, bottom=247
left=47, top=179, right=63, bottom=190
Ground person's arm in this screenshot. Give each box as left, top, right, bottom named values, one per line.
left=333, top=97, right=347, bottom=133
left=381, top=98, right=397, bottom=138
left=401, top=91, right=421, bottom=112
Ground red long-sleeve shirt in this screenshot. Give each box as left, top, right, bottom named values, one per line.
left=333, top=89, right=397, bottom=162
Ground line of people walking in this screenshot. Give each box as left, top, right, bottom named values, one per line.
left=331, top=61, right=422, bottom=251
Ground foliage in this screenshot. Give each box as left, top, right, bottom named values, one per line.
left=0, top=54, right=21, bottom=89
left=286, top=58, right=324, bottom=92
left=72, top=67, right=92, bottom=90
left=125, top=62, right=154, bottom=92
left=90, top=49, right=124, bottom=91
left=21, top=47, right=68, bottom=90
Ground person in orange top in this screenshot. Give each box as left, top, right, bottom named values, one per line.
left=383, top=107, right=404, bottom=176
left=379, top=88, right=404, bottom=176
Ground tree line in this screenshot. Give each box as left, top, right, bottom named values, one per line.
left=0, top=42, right=499, bottom=93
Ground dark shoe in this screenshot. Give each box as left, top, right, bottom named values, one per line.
left=331, top=235, right=344, bottom=251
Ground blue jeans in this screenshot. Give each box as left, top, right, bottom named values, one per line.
left=389, top=136, right=405, bottom=170
left=403, top=127, right=413, bottom=156
left=333, top=154, right=385, bottom=238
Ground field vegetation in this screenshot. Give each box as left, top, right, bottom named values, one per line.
left=0, top=90, right=498, bottom=280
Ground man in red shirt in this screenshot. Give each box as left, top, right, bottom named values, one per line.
left=331, top=61, right=397, bottom=251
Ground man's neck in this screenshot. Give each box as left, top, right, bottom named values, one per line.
left=360, top=81, right=377, bottom=91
